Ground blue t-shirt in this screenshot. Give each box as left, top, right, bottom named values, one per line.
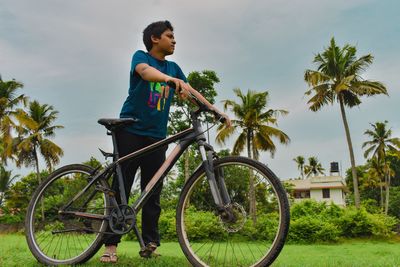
left=120, top=50, right=187, bottom=139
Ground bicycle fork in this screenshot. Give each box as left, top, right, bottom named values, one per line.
left=198, top=141, right=233, bottom=216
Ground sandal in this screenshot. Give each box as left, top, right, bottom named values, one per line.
left=139, top=242, right=161, bottom=258
left=100, top=252, right=118, bottom=263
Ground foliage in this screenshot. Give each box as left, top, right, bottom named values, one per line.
left=388, top=186, right=400, bottom=218
left=83, top=156, right=103, bottom=169
left=362, top=120, right=400, bottom=214
left=304, top=37, right=388, bottom=208
left=0, top=166, right=19, bottom=206
left=289, top=216, right=341, bottom=243
left=0, top=76, right=27, bottom=163
left=289, top=200, right=397, bottom=243
left=293, top=155, right=305, bottom=179
left=338, top=207, right=397, bottom=237
left=14, top=100, right=64, bottom=172
left=168, top=70, right=219, bottom=135
left=216, top=88, right=290, bottom=159
left=2, top=171, right=42, bottom=222
left=304, top=156, right=325, bottom=177
left=216, top=88, right=290, bottom=224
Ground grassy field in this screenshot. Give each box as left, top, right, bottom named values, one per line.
left=1, top=234, right=400, bottom=266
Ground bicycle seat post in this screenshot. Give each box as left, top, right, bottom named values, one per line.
left=110, top=130, right=128, bottom=205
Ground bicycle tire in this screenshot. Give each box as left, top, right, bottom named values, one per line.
left=176, top=156, right=290, bottom=267
left=25, top=164, right=110, bottom=265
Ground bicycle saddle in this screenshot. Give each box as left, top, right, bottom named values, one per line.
left=97, top=118, right=138, bottom=131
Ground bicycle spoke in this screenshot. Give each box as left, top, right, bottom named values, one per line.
left=26, top=165, right=109, bottom=264
left=178, top=157, right=289, bottom=267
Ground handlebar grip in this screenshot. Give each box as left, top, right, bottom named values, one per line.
left=167, top=81, right=178, bottom=90
left=213, top=111, right=226, bottom=124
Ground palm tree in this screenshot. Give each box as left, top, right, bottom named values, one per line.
left=366, top=157, right=389, bottom=210
left=304, top=38, right=388, bottom=208
left=362, top=121, right=400, bottom=214
left=304, top=156, right=325, bottom=177
left=293, top=155, right=305, bottom=179
left=0, top=166, right=19, bottom=207
left=15, top=100, right=64, bottom=176
left=216, top=88, right=290, bottom=223
left=14, top=101, right=64, bottom=219
left=0, top=76, right=27, bottom=163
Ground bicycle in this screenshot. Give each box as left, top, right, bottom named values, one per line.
left=25, top=85, right=290, bottom=266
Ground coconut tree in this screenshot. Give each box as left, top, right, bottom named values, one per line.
left=363, top=121, right=400, bottom=214
left=14, top=101, right=64, bottom=219
left=293, top=155, right=305, bottom=179
left=216, top=88, right=290, bottom=223
left=14, top=100, right=64, bottom=176
left=367, top=157, right=390, bottom=210
left=0, top=76, right=27, bottom=162
left=304, top=156, right=325, bottom=177
left=304, top=38, right=388, bottom=208
left=0, top=166, right=19, bottom=207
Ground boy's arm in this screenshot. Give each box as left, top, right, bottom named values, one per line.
left=185, top=84, right=232, bottom=127
left=136, top=63, right=186, bottom=89
left=136, top=63, right=231, bottom=127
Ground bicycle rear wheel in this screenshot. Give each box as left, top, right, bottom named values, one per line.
left=25, top=164, right=110, bottom=265
left=176, top=156, right=290, bottom=267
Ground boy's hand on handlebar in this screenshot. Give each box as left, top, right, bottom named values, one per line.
left=165, top=77, right=189, bottom=100
left=219, top=112, right=232, bottom=127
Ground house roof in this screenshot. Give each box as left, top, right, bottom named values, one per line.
left=286, top=175, right=347, bottom=190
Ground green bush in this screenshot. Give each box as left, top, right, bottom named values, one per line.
left=338, top=207, right=373, bottom=237
left=289, top=200, right=398, bottom=243
left=158, top=209, right=177, bottom=241
left=288, top=216, right=341, bottom=243
left=125, top=199, right=398, bottom=244
left=0, top=214, right=24, bottom=224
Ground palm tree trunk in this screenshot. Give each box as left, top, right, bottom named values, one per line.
left=380, top=182, right=384, bottom=211
left=33, top=147, right=45, bottom=221
left=385, top=173, right=390, bottom=215
left=247, top=130, right=257, bottom=224
left=339, top=97, right=360, bottom=208
left=384, top=159, right=390, bottom=215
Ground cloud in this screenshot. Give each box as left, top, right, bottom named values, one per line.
left=1, top=0, right=399, bottom=179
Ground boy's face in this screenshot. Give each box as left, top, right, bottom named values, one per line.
left=151, top=29, right=176, bottom=55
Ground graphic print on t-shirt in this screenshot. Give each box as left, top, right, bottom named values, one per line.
left=147, top=82, right=170, bottom=111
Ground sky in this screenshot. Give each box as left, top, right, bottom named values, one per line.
left=1, top=0, right=399, bottom=180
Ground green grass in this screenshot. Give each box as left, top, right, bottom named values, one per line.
left=1, top=234, right=400, bottom=266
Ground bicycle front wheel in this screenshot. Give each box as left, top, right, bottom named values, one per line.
left=25, top=164, right=110, bottom=265
left=177, top=156, right=290, bottom=267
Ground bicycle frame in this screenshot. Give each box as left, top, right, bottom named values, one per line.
left=61, top=111, right=231, bottom=247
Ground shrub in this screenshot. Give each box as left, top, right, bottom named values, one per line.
left=338, top=207, right=373, bottom=237
left=0, top=214, right=24, bottom=224
left=288, top=216, right=341, bottom=243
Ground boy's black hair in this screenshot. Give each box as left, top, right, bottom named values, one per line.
left=143, top=20, right=174, bottom=52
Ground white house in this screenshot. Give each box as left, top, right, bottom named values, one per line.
left=287, top=175, right=348, bottom=206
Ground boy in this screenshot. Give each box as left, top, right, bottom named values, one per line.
left=100, top=20, right=230, bottom=263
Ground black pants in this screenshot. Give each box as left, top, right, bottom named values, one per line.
left=104, top=130, right=166, bottom=246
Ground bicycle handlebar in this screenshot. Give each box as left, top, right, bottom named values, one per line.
left=166, top=81, right=226, bottom=124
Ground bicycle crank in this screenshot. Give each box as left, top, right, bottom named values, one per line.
left=108, top=205, right=136, bottom=235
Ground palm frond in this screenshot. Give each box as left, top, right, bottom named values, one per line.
left=232, top=132, right=247, bottom=156
left=215, top=124, right=236, bottom=145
